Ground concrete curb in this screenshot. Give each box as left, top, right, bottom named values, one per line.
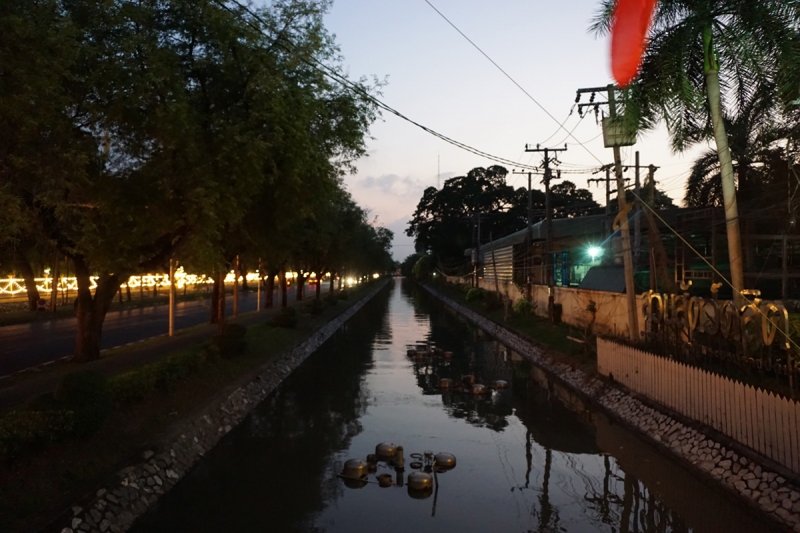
left=425, top=284, right=800, bottom=533
left=53, top=280, right=389, bottom=533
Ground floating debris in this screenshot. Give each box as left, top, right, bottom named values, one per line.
left=342, top=459, right=368, bottom=479
left=407, top=471, right=433, bottom=491
left=471, top=383, right=487, bottom=395
left=376, top=442, right=397, bottom=459
left=434, top=452, right=457, bottom=470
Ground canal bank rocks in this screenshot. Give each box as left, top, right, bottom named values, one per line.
left=426, top=285, right=800, bottom=533
left=57, top=281, right=388, bottom=533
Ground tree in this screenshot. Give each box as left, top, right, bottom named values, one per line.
left=592, top=0, right=800, bottom=302
left=684, top=87, right=794, bottom=209
left=400, top=253, right=421, bottom=277
left=0, top=0, right=381, bottom=360
left=407, top=166, right=524, bottom=273
left=550, top=181, right=602, bottom=218
left=406, top=168, right=601, bottom=271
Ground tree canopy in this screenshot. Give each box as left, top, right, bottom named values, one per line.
left=0, top=0, right=389, bottom=360
left=406, top=166, right=600, bottom=274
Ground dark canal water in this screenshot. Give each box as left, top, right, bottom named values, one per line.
left=132, top=279, right=781, bottom=533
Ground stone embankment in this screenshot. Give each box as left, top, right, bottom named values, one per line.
left=57, top=281, right=388, bottom=533
left=426, top=285, right=800, bottom=532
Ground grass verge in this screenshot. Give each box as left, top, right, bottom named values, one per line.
left=430, top=281, right=598, bottom=376
left=0, top=282, right=380, bottom=533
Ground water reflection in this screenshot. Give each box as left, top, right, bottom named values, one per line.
left=133, top=280, right=781, bottom=533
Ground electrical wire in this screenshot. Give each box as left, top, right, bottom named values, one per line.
left=213, top=0, right=541, bottom=171
left=538, top=105, right=577, bottom=145
left=629, top=188, right=800, bottom=353
left=225, top=0, right=795, bottom=341
left=423, top=0, right=604, bottom=166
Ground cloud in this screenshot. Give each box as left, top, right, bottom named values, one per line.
left=358, top=174, right=423, bottom=197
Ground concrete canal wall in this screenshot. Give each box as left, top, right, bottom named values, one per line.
left=56, top=280, right=389, bottom=533
left=424, top=284, right=800, bottom=533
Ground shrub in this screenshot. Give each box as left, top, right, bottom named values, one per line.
left=306, top=298, right=324, bottom=315
left=54, top=370, right=113, bottom=436
left=211, top=323, right=248, bottom=359
left=270, top=307, right=298, bottom=329
left=513, top=298, right=533, bottom=316
left=26, top=391, right=61, bottom=412
left=108, top=349, right=208, bottom=403
left=108, top=368, right=157, bottom=403
left=336, top=290, right=350, bottom=301
left=483, top=292, right=503, bottom=312
left=324, top=293, right=339, bottom=306
left=0, top=409, right=75, bottom=459
left=223, top=323, right=248, bottom=339
left=553, top=303, right=563, bottom=324
left=465, top=288, right=484, bottom=302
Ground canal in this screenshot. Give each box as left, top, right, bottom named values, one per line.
left=132, top=279, right=781, bottom=533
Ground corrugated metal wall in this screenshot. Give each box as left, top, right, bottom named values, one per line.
left=483, top=245, right=514, bottom=283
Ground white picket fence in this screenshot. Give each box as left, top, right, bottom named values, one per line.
left=598, top=338, right=800, bottom=475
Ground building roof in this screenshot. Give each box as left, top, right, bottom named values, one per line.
left=465, top=207, right=686, bottom=257
left=578, top=265, right=626, bottom=293
left=465, top=214, right=607, bottom=256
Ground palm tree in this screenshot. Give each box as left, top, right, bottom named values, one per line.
left=592, top=0, right=800, bottom=303
left=684, top=86, right=786, bottom=208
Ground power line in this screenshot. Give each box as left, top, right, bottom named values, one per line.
left=214, top=0, right=541, bottom=171
left=225, top=0, right=784, bottom=320
left=423, top=0, right=604, bottom=166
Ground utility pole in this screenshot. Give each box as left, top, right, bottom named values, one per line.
left=588, top=165, right=625, bottom=240
left=512, top=169, right=544, bottom=300
left=471, top=212, right=482, bottom=287
left=525, top=144, right=567, bottom=321
left=577, top=84, right=639, bottom=341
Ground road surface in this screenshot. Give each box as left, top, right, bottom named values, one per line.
left=0, top=283, right=331, bottom=377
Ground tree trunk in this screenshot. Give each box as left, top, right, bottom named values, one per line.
left=49, top=253, right=60, bottom=313
left=73, top=256, right=122, bottom=362
left=210, top=273, right=220, bottom=324
left=265, top=268, right=277, bottom=308
left=125, top=282, right=132, bottom=302
left=239, top=261, right=249, bottom=292
left=329, top=272, right=335, bottom=294
left=296, top=269, right=304, bottom=301
left=316, top=274, right=322, bottom=299
left=280, top=269, right=288, bottom=308
left=217, top=270, right=226, bottom=335
left=705, top=27, right=744, bottom=305
left=14, top=254, right=40, bottom=311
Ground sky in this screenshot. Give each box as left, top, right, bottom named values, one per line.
left=322, top=0, right=707, bottom=260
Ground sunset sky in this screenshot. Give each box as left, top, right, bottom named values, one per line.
left=324, top=0, right=705, bottom=259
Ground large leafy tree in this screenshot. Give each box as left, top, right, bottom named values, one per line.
left=592, top=0, right=800, bottom=301
left=0, top=0, right=381, bottom=360
left=407, top=167, right=599, bottom=272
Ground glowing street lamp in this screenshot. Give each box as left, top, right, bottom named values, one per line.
left=588, top=246, right=603, bottom=261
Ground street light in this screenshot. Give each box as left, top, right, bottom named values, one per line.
left=588, top=246, right=603, bottom=261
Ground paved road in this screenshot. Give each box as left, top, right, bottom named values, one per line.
left=0, top=283, right=331, bottom=377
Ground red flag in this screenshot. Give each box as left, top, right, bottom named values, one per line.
left=611, top=0, right=658, bottom=87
